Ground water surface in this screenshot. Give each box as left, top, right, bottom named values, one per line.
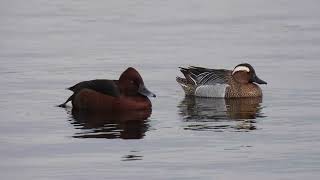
left=1, top=0, right=320, bottom=179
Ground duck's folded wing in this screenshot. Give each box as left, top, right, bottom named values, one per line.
left=68, top=79, right=121, bottom=97
left=180, top=66, right=229, bottom=85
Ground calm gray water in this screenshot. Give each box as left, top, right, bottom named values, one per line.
left=1, top=0, right=320, bottom=179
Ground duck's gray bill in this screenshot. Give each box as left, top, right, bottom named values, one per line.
left=139, top=84, right=156, bottom=97
left=253, top=75, right=267, bottom=85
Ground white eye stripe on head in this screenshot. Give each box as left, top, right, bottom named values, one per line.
left=232, top=66, right=250, bottom=75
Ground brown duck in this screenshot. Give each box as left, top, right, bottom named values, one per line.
left=176, top=63, right=267, bottom=98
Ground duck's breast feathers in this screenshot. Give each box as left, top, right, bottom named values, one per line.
left=179, top=66, right=230, bottom=85
left=68, top=79, right=121, bottom=97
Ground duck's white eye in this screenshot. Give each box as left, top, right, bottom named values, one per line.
left=232, top=66, right=250, bottom=75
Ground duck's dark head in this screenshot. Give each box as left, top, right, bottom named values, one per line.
left=119, top=67, right=156, bottom=97
left=232, top=63, right=267, bottom=85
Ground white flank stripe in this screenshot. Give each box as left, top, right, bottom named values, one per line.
left=198, top=72, right=210, bottom=82
left=189, top=72, right=197, bottom=85
left=195, top=84, right=228, bottom=97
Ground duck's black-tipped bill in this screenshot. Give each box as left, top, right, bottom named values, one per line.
left=253, top=76, right=267, bottom=85
left=138, top=84, right=156, bottom=98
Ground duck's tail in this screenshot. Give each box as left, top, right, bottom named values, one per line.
left=57, top=94, right=74, bottom=108
left=176, top=76, right=195, bottom=96
left=178, top=67, right=198, bottom=85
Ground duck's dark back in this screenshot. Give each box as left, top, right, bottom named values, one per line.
left=69, top=79, right=121, bottom=97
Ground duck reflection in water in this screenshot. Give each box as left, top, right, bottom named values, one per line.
left=178, top=97, right=264, bottom=131
left=69, top=109, right=151, bottom=139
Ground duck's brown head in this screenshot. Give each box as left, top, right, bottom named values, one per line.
left=118, top=67, right=156, bottom=97
left=232, top=63, right=267, bottom=85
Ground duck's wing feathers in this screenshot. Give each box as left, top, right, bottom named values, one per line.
left=179, top=66, right=230, bottom=85
left=59, top=79, right=120, bottom=108
left=68, top=79, right=121, bottom=97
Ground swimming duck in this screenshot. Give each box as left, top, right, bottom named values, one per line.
left=176, top=63, right=267, bottom=98
left=58, top=67, right=156, bottom=111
